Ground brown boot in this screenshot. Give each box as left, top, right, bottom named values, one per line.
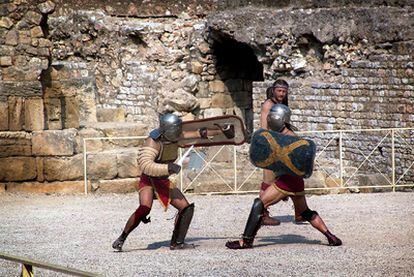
left=261, top=209, right=281, bottom=226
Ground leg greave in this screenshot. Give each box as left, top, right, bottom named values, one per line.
left=243, top=198, right=264, bottom=243
left=171, top=203, right=195, bottom=246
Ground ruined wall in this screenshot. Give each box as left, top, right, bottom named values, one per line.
left=1, top=0, right=413, bottom=193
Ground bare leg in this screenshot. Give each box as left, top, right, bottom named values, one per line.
left=261, top=184, right=288, bottom=208
left=169, top=187, right=190, bottom=212
left=112, top=187, right=154, bottom=251
left=123, top=187, right=154, bottom=234
left=260, top=170, right=281, bottom=226
left=291, top=195, right=342, bottom=246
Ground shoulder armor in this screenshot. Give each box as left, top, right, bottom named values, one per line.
left=149, top=128, right=161, bottom=140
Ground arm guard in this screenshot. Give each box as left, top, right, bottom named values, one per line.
left=137, top=146, right=169, bottom=177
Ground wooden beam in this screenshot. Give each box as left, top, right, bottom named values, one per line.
left=0, top=252, right=101, bottom=277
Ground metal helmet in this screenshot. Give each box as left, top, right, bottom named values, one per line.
left=267, top=104, right=291, bottom=132
left=159, top=113, right=182, bottom=142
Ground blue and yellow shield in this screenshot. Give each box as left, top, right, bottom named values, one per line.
left=249, top=129, right=316, bottom=178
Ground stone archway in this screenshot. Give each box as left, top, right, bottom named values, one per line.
left=210, top=30, right=263, bottom=136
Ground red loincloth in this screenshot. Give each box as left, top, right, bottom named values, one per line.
left=274, top=174, right=305, bottom=195
left=138, top=174, right=171, bottom=211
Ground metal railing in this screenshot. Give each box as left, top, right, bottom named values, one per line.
left=82, top=127, right=414, bottom=194
left=0, top=252, right=101, bottom=277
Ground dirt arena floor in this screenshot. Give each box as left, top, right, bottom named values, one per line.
left=1, top=192, right=413, bottom=276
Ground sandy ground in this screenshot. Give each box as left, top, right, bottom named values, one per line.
left=0, top=192, right=413, bottom=277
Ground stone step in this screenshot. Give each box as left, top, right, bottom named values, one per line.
left=82, top=121, right=148, bottom=137
left=80, top=121, right=149, bottom=150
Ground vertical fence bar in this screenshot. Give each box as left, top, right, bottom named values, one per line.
left=391, top=129, right=395, bottom=192
left=234, top=145, right=237, bottom=192
left=83, top=138, right=88, bottom=195
left=339, top=131, right=343, bottom=187
left=179, top=148, right=183, bottom=192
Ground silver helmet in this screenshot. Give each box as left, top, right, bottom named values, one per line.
left=267, top=104, right=291, bottom=132
left=159, top=113, right=182, bottom=142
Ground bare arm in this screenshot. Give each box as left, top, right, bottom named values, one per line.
left=281, top=127, right=296, bottom=136
left=260, top=100, right=273, bottom=129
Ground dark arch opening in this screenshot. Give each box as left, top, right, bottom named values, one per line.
left=210, top=30, right=264, bottom=136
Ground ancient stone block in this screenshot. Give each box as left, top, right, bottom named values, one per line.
left=0, top=45, right=15, bottom=56
left=117, top=151, right=140, bottom=178
left=73, top=128, right=105, bottom=154
left=191, top=61, right=203, bottom=74
left=44, top=97, right=62, bottom=129
left=6, top=180, right=88, bottom=194
left=5, top=30, right=17, bottom=45
left=8, top=96, right=24, bottom=131
left=198, top=98, right=211, bottom=109
left=64, top=97, right=80, bottom=129
left=87, top=152, right=118, bottom=180
left=181, top=112, right=195, bottom=121
left=25, top=11, right=42, bottom=25
left=0, top=56, right=12, bottom=66
left=92, top=178, right=137, bottom=193
left=24, top=98, right=44, bottom=131
left=30, top=26, right=43, bottom=38
left=32, top=129, right=77, bottom=156
left=0, top=102, right=8, bottom=130
left=0, top=157, right=36, bottom=181
left=43, top=80, right=64, bottom=98
left=38, top=38, right=51, bottom=48
left=76, top=84, right=98, bottom=124
left=211, top=93, right=234, bottom=108
left=96, top=107, right=125, bottom=122
left=209, top=80, right=228, bottom=93
left=90, top=122, right=148, bottom=143
left=18, top=30, right=31, bottom=44
left=196, top=82, right=209, bottom=98
left=0, top=131, right=31, bottom=157
left=31, top=38, right=39, bottom=47
left=0, top=81, right=42, bottom=97
left=163, top=89, right=199, bottom=112
left=38, top=1, right=56, bottom=14
left=2, top=65, right=37, bottom=81
left=36, top=157, right=44, bottom=182
left=14, top=55, right=27, bottom=66
left=0, top=17, right=13, bottom=29
left=203, top=108, right=223, bottom=118
left=44, top=154, right=83, bottom=181
left=37, top=47, right=49, bottom=57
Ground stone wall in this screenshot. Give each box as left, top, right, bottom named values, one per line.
left=1, top=0, right=413, bottom=193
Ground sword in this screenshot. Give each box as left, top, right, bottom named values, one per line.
left=177, top=145, right=194, bottom=166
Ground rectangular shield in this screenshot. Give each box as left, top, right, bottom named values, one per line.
left=178, top=115, right=247, bottom=147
